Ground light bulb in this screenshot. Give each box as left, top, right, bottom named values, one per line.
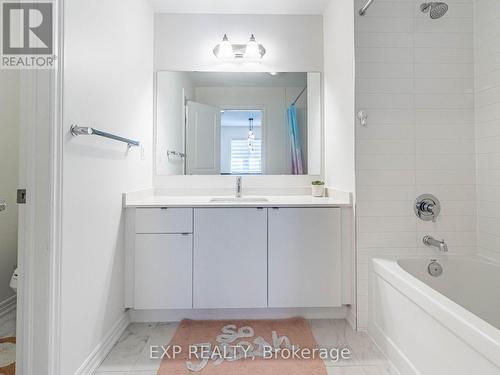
left=244, top=34, right=261, bottom=60
left=217, top=34, right=234, bottom=60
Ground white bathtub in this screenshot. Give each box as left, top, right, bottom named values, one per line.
left=369, top=257, right=500, bottom=375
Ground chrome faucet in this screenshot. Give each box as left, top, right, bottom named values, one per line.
left=236, top=176, right=242, bottom=198
left=423, top=236, right=448, bottom=253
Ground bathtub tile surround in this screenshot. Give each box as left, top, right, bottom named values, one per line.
left=474, top=0, right=500, bottom=263
left=94, top=320, right=399, bottom=375
left=355, top=0, right=476, bottom=329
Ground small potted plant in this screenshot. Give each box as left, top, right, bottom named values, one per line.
left=311, top=180, right=325, bottom=197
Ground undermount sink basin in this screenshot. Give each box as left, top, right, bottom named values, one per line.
left=210, top=197, right=269, bottom=203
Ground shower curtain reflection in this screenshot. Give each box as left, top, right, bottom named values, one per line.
left=287, top=104, right=304, bottom=175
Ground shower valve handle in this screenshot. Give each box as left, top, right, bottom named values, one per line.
left=415, top=194, right=441, bottom=222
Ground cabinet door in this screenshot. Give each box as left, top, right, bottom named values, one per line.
left=193, top=208, right=267, bottom=308
left=134, top=234, right=192, bottom=309
left=268, top=208, right=341, bottom=308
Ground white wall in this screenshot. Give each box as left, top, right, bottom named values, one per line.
left=156, top=72, right=194, bottom=175
left=323, top=0, right=356, bottom=194
left=323, top=0, right=356, bottom=328
left=61, top=0, right=154, bottom=373
left=355, top=0, right=476, bottom=329
left=474, top=0, right=500, bottom=263
left=154, top=14, right=324, bottom=73
left=0, top=71, right=19, bottom=303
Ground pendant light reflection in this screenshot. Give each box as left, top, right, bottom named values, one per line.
left=248, top=118, right=255, bottom=150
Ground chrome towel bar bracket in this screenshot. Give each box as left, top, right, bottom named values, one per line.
left=70, top=125, right=140, bottom=148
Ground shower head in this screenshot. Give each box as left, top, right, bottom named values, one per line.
left=420, top=2, right=448, bottom=19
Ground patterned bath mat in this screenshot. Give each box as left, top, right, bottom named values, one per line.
left=0, top=337, right=15, bottom=375
left=157, top=318, right=327, bottom=375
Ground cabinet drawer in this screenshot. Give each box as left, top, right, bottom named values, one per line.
left=135, top=208, right=192, bottom=234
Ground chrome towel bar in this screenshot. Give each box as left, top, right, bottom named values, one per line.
left=70, top=125, right=140, bottom=148
left=359, top=0, right=375, bottom=15
left=167, top=150, right=186, bottom=159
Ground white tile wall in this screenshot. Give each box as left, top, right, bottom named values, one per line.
left=354, top=0, right=476, bottom=329
left=474, top=0, right=500, bottom=263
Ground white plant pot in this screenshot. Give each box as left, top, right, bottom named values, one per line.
left=311, top=185, right=325, bottom=197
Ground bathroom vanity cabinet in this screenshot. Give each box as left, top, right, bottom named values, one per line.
left=125, top=205, right=342, bottom=310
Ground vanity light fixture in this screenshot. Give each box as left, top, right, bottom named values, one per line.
left=244, top=34, right=261, bottom=60
left=216, top=34, right=234, bottom=60
left=213, top=34, right=266, bottom=60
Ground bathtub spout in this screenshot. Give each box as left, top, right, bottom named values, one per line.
left=423, top=235, right=448, bottom=252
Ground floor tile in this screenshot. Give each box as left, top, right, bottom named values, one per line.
left=132, top=322, right=178, bottom=372
left=327, top=366, right=365, bottom=375
left=95, top=323, right=157, bottom=372
left=332, top=320, right=386, bottom=366
left=362, top=364, right=400, bottom=375
left=309, top=319, right=356, bottom=367
left=0, top=309, right=16, bottom=339
left=94, top=319, right=397, bottom=375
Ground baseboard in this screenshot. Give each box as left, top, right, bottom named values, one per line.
left=129, top=306, right=347, bottom=323
left=73, top=312, right=129, bottom=375
left=0, top=295, right=16, bottom=317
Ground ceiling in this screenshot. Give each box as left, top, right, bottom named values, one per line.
left=149, top=0, right=331, bottom=15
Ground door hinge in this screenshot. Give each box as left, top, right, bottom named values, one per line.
left=17, top=189, right=27, bottom=204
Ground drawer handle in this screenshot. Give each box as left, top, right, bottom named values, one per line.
left=160, top=207, right=168, bottom=210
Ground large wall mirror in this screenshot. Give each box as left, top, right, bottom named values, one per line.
left=156, top=71, right=322, bottom=176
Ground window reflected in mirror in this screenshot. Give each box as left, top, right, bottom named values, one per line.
left=221, top=110, right=263, bottom=175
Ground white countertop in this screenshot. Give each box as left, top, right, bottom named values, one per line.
left=124, top=192, right=351, bottom=208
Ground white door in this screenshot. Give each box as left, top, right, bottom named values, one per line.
left=134, top=234, right=193, bottom=309
left=268, top=208, right=342, bottom=308
left=186, top=101, right=221, bottom=175
left=193, top=208, right=267, bottom=308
